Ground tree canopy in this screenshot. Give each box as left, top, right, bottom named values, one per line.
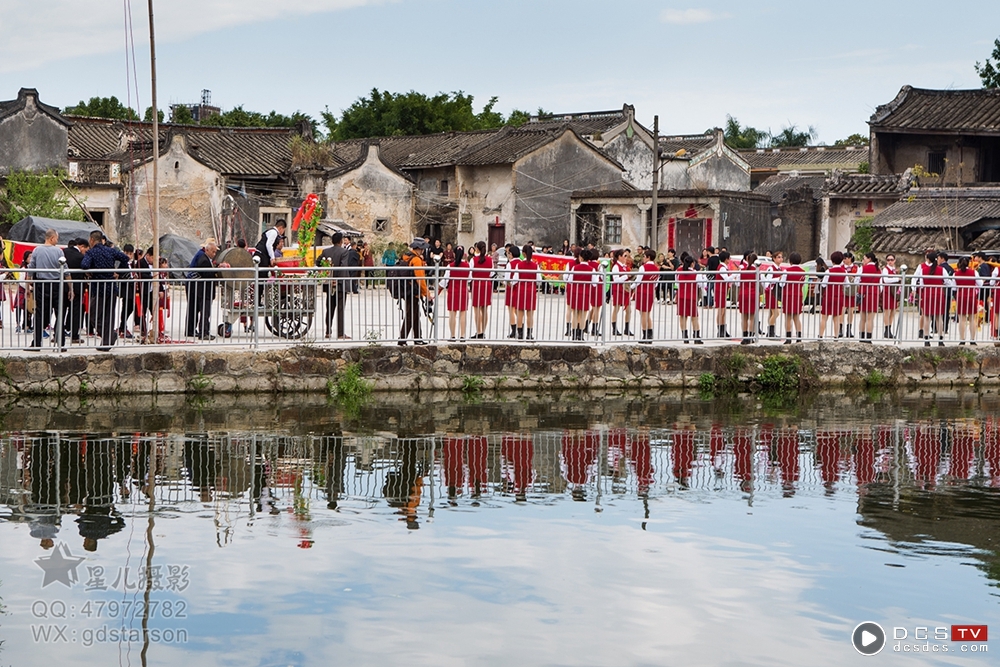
left=769, top=124, right=817, bottom=148
left=322, top=89, right=530, bottom=140
left=722, top=116, right=769, bottom=149
left=63, top=96, right=139, bottom=120
left=833, top=133, right=869, bottom=147
left=975, top=37, right=1000, bottom=88
left=0, top=169, right=86, bottom=226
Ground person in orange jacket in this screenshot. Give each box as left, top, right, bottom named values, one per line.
left=398, top=238, right=433, bottom=346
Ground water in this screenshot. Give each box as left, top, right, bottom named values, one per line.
left=0, top=390, right=998, bottom=666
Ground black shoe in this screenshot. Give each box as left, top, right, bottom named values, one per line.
left=623, top=324, right=633, bottom=336
left=415, top=340, right=429, bottom=346
left=96, top=346, right=112, bottom=352
left=397, top=341, right=408, bottom=346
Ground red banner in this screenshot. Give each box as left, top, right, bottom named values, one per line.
left=533, top=252, right=573, bottom=284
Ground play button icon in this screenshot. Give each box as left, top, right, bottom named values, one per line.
left=852, top=622, right=886, bottom=655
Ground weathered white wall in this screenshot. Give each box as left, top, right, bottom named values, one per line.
left=825, top=196, right=894, bottom=256
left=602, top=132, right=652, bottom=189
left=76, top=185, right=121, bottom=243
left=325, top=146, right=414, bottom=245
left=455, top=164, right=513, bottom=248
left=129, top=134, right=223, bottom=245
left=0, top=95, right=67, bottom=176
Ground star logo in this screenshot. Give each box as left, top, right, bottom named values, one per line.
left=34, top=543, right=86, bottom=588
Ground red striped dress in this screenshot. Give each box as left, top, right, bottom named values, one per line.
left=821, top=265, right=847, bottom=316
left=782, top=265, right=806, bottom=315
left=858, top=262, right=881, bottom=313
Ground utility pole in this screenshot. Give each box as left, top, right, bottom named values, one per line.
left=148, top=0, right=160, bottom=343
left=650, top=115, right=659, bottom=250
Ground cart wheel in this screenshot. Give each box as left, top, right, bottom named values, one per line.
left=218, top=324, right=226, bottom=337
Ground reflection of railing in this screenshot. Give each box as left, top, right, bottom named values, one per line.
left=2, top=423, right=997, bottom=517
left=5, top=263, right=1000, bottom=351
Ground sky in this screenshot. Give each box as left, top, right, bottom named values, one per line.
left=1, top=0, right=998, bottom=144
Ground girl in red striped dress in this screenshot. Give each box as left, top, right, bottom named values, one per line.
left=781, top=252, right=806, bottom=344
left=634, top=249, right=659, bottom=344
left=587, top=252, right=604, bottom=337
left=513, top=245, right=539, bottom=340
left=675, top=255, right=704, bottom=344
left=953, top=256, right=982, bottom=345
left=469, top=241, right=492, bottom=339
left=441, top=246, right=470, bottom=341
left=881, top=254, right=900, bottom=339
left=610, top=249, right=634, bottom=336
left=857, top=252, right=881, bottom=343
left=737, top=253, right=759, bottom=345
left=763, top=251, right=784, bottom=338
left=707, top=254, right=733, bottom=339
left=567, top=249, right=598, bottom=341
left=563, top=248, right=581, bottom=337
left=504, top=244, right=521, bottom=339
left=819, top=251, right=847, bottom=339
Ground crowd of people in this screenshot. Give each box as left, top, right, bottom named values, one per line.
left=7, top=220, right=1000, bottom=348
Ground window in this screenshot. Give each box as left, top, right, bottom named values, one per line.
left=439, top=179, right=449, bottom=195
left=604, top=215, right=622, bottom=244
left=927, top=150, right=947, bottom=176
left=374, top=218, right=389, bottom=233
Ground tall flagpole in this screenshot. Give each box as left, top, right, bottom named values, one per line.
left=148, top=0, right=160, bottom=343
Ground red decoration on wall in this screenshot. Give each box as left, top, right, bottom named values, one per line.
left=705, top=218, right=713, bottom=249
left=865, top=200, right=874, bottom=213
left=291, top=193, right=320, bottom=232
left=684, top=206, right=698, bottom=219
left=668, top=217, right=676, bottom=249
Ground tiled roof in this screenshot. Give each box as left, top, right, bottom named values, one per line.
left=457, top=125, right=566, bottom=165
left=330, top=130, right=500, bottom=169
left=571, top=188, right=768, bottom=201
left=868, top=229, right=955, bottom=254
left=659, top=134, right=714, bottom=159
left=870, top=86, right=1000, bottom=135
left=968, top=228, right=1000, bottom=251
left=870, top=187, right=1000, bottom=229
left=330, top=125, right=621, bottom=170
left=525, top=108, right=629, bottom=135
left=326, top=142, right=413, bottom=182
left=824, top=172, right=911, bottom=197
left=66, top=116, right=295, bottom=176
left=0, top=88, right=67, bottom=126
left=754, top=174, right=828, bottom=202
left=740, top=146, right=868, bottom=171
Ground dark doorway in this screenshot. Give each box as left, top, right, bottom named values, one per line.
left=421, top=223, right=443, bottom=242
left=981, top=139, right=1000, bottom=183
left=488, top=224, right=505, bottom=250
left=674, top=218, right=704, bottom=259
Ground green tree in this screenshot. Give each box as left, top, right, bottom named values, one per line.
left=63, top=96, right=139, bottom=120
left=171, top=104, right=195, bottom=124
left=769, top=124, right=817, bottom=148
left=0, top=169, right=86, bottom=225
left=723, top=115, right=768, bottom=149
left=143, top=106, right=164, bottom=123
left=324, top=89, right=524, bottom=140
left=833, top=133, right=869, bottom=147
left=975, top=37, right=1000, bottom=88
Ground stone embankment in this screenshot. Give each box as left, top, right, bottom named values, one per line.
left=2, top=342, right=1000, bottom=396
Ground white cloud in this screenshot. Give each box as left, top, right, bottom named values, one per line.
left=659, top=8, right=732, bottom=25
left=0, top=0, right=392, bottom=74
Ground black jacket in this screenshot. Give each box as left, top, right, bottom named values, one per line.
left=319, top=245, right=349, bottom=292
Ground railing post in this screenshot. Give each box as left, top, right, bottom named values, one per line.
left=56, top=257, right=67, bottom=352
left=430, top=264, right=440, bottom=344
left=253, top=255, right=261, bottom=350
left=898, top=270, right=907, bottom=345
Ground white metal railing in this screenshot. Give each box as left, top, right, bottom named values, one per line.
left=2, top=263, right=1000, bottom=351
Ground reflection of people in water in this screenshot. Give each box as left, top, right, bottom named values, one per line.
left=78, top=437, right=125, bottom=552
left=561, top=430, right=598, bottom=501
left=910, top=423, right=942, bottom=489
left=443, top=436, right=465, bottom=501
left=628, top=429, right=654, bottom=497
left=672, top=424, right=696, bottom=488
left=443, top=435, right=489, bottom=501
left=323, top=438, right=347, bottom=510
left=986, top=417, right=1000, bottom=487
left=709, top=424, right=725, bottom=472
left=27, top=438, right=62, bottom=549
left=251, top=452, right=280, bottom=515
left=775, top=426, right=800, bottom=496
left=949, top=423, right=976, bottom=481
left=383, top=441, right=422, bottom=529
left=815, top=430, right=841, bottom=493
left=501, top=434, right=533, bottom=501
left=185, top=437, right=217, bottom=502
left=854, top=427, right=876, bottom=487
left=732, top=427, right=753, bottom=493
